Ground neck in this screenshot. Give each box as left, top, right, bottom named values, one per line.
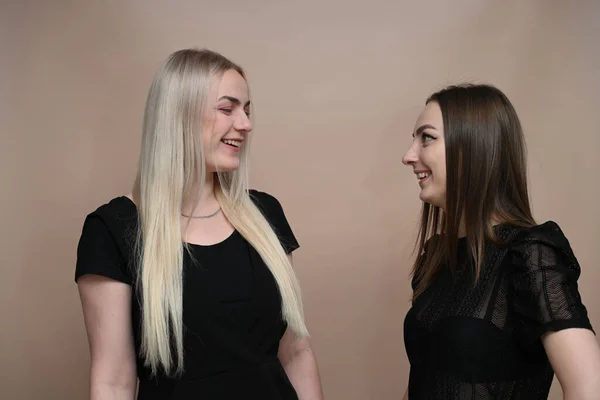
left=198, top=172, right=215, bottom=203
left=182, top=172, right=219, bottom=216
left=457, top=214, right=503, bottom=239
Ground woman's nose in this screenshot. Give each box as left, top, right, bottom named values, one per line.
left=402, top=143, right=418, bottom=165
left=235, top=113, right=252, bottom=133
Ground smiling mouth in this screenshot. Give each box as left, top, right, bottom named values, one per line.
left=416, top=171, right=431, bottom=182
left=221, top=139, right=241, bottom=148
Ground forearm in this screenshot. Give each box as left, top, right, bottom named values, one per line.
left=563, top=383, right=600, bottom=400
left=90, top=382, right=136, bottom=400
left=281, top=347, right=324, bottom=400
left=564, top=392, right=595, bottom=400
left=90, top=366, right=137, bottom=400
left=561, top=373, right=600, bottom=400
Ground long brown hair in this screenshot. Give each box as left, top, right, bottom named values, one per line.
left=411, top=84, right=536, bottom=300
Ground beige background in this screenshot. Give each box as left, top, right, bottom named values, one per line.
left=2, top=1, right=599, bottom=399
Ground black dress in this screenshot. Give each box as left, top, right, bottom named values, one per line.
left=404, top=221, right=595, bottom=399
left=75, top=190, right=300, bottom=399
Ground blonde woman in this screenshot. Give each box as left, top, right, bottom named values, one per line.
left=75, top=49, right=324, bottom=400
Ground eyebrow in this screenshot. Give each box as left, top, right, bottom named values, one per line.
left=412, top=124, right=437, bottom=138
left=218, top=96, right=251, bottom=107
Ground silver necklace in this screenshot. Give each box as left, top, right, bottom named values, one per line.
left=181, top=208, right=221, bottom=219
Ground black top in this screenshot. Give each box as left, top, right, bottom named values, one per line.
left=75, top=190, right=300, bottom=399
left=404, top=221, right=594, bottom=399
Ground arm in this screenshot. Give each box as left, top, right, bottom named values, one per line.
left=509, top=224, right=600, bottom=399
left=402, top=388, right=408, bottom=400
left=78, top=274, right=137, bottom=400
left=278, top=328, right=324, bottom=400
left=278, top=254, right=324, bottom=400
left=542, top=328, right=600, bottom=399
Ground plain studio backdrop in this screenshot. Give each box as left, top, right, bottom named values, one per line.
left=1, top=1, right=599, bottom=399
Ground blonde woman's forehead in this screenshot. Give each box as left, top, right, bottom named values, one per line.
left=214, top=70, right=249, bottom=102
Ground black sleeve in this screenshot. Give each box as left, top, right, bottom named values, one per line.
left=249, top=189, right=300, bottom=254
left=75, top=213, right=132, bottom=285
left=509, top=221, right=594, bottom=346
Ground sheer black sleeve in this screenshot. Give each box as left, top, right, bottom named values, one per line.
left=509, top=221, right=594, bottom=346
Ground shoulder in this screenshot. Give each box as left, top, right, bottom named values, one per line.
left=248, top=189, right=299, bottom=253
left=85, top=196, right=137, bottom=232
left=508, top=221, right=571, bottom=253
left=507, top=221, right=579, bottom=274
left=79, top=196, right=138, bottom=257
left=76, top=196, right=137, bottom=284
left=510, top=220, right=568, bottom=244
left=89, top=195, right=137, bottom=222
left=248, top=189, right=289, bottom=221
left=249, top=189, right=283, bottom=210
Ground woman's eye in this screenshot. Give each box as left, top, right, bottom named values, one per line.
left=422, top=133, right=434, bottom=143
left=219, top=108, right=232, bottom=114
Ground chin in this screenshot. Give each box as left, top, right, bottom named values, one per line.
left=419, top=191, right=443, bottom=208
left=215, top=161, right=240, bottom=173
left=206, top=154, right=241, bottom=173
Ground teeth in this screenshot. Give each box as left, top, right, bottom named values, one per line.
left=222, top=139, right=240, bottom=147
left=417, top=172, right=430, bottom=179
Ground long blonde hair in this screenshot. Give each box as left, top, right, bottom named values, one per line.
left=132, top=48, right=308, bottom=377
